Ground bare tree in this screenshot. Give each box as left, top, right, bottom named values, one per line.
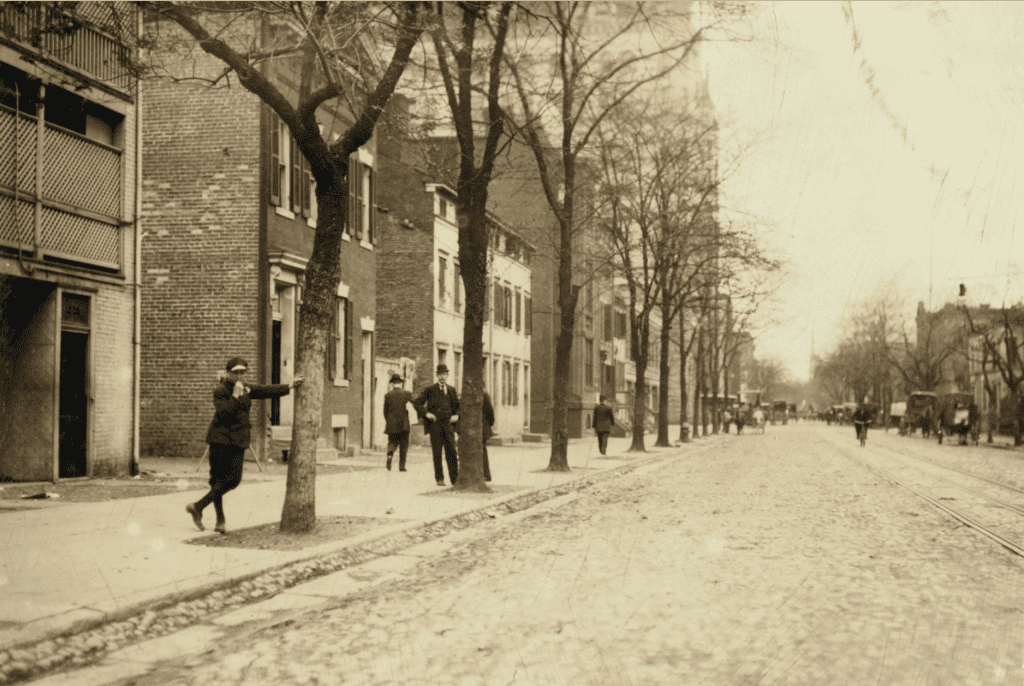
left=500, top=1, right=740, bottom=469
left=139, top=2, right=424, bottom=532
left=423, top=1, right=513, bottom=491
left=964, top=305, right=1024, bottom=445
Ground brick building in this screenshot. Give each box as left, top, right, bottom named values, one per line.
left=374, top=138, right=534, bottom=441
left=0, top=4, right=142, bottom=481
left=140, top=54, right=378, bottom=461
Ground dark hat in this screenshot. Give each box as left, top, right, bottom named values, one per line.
left=225, top=356, right=249, bottom=372
left=389, top=373, right=404, bottom=384
left=436, top=364, right=449, bottom=374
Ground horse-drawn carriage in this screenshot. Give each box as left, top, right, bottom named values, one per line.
left=900, top=391, right=937, bottom=437
left=935, top=392, right=979, bottom=446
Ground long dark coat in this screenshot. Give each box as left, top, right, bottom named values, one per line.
left=383, top=388, right=414, bottom=435
left=593, top=402, right=615, bottom=434
left=206, top=378, right=290, bottom=449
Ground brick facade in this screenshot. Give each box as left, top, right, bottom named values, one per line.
left=140, top=80, right=263, bottom=457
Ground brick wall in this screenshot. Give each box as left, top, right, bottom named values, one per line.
left=375, top=132, right=436, bottom=399
left=140, top=79, right=262, bottom=457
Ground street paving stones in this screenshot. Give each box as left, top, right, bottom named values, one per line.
left=47, top=424, right=1024, bottom=686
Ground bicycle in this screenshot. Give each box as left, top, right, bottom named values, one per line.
left=854, top=420, right=871, bottom=447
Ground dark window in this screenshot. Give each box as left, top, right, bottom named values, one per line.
left=603, top=305, right=613, bottom=342
left=454, top=263, right=461, bottom=312
left=525, top=296, right=532, bottom=335
left=515, top=290, right=521, bottom=332
left=438, top=257, right=447, bottom=306
left=269, top=111, right=280, bottom=205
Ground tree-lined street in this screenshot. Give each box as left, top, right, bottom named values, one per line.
left=97, top=424, right=1024, bottom=686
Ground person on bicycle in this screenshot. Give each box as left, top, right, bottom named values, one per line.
left=853, top=403, right=872, bottom=444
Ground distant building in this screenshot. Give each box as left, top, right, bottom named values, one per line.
left=0, top=4, right=142, bottom=480
left=375, top=132, right=533, bottom=440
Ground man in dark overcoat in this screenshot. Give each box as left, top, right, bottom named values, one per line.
left=186, top=357, right=299, bottom=534
left=383, top=373, right=413, bottom=471
left=414, top=363, right=460, bottom=486
left=593, top=395, right=614, bottom=455
left=482, top=390, right=494, bottom=482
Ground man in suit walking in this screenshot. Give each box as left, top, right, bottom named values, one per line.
left=414, top=364, right=460, bottom=486
left=593, top=394, right=614, bottom=456
left=383, top=372, right=413, bottom=471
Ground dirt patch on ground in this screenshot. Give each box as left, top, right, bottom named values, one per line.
left=185, top=515, right=400, bottom=551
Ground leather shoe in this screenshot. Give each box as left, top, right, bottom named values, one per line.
left=386, top=456, right=392, bottom=471
left=214, top=522, right=226, bottom=534
left=399, top=467, right=407, bottom=472
left=185, top=503, right=204, bottom=531
left=437, top=480, right=445, bottom=486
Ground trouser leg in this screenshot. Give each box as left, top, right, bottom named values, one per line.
left=483, top=442, right=491, bottom=481
left=430, top=430, right=445, bottom=481
left=397, top=432, right=409, bottom=469
left=441, top=423, right=458, bottom=484
left=195, top=445, right=244, bottom=514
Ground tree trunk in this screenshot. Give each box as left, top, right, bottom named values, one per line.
left=452, top=190, right=490, bottom=492
left=695, top=327, right=705, bottom=437
left=679, top=313, right=690, bottom=442
left=546, top=238, right=578, bottom=472
left=280, top=183, right=345, bottom=533
left=655, top=317, right=672, bottom=447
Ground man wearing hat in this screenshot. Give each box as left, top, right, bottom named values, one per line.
left=382, top=372, right=413, bottom=471
left=413, top=363, right=460, bottom=486
left=186, top=357, right=302, bottom=534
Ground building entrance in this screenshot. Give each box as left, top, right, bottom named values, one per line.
left=58, top=330, right=88, bottom=477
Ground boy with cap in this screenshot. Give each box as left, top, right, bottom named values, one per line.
left=186, top=357, right=301, bottom=533
left=382, top=372, right=413, bottom=471
left=413, top=363, right=460, bottom=486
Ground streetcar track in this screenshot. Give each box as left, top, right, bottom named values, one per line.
left=820, top=432, right=1024, bottom=558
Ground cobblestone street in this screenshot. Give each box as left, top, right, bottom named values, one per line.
left=100, top=425, right=1024, bottom=685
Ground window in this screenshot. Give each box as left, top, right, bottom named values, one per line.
left=438, top=255, right=447, bottom=307
left=515, top=290, right=521, bottom=332
left=268, top=112, right=311, bottom=217
left=494, top=279, right=504, bottom=325
left=328, top=298, right=351, bottom=381
left=615, top=311, right=628, bottom=339
left=269, top=113, right=281, bottom=204
left=525, top=296, right=532, bottom=336
left=346, top=158, right=376, bottom=242
left=438, top=196, right=447, bottom=218
left=504, top=287, right=513, bottom=328
left=603, top=305, right=613, bottom=342
left=513, top=362, right=519, bottom=406
left=453, top=263, right=461, bottom=313
left=484, top=282, right=490, bottom=322
left=438, top=349, right=447, bottom=368
left=454, top=351, right=462, bottom=389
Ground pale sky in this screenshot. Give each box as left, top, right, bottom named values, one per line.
left=702, top=1, right=1024, bottom=381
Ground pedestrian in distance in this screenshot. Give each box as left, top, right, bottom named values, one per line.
left=723, top=409, right=732, bottom=434
left=735, top=406, right=746, bottom=435
left=186, top=357, right=301, bottom=534
left=383, top=372, right=413, bottom=471
left=593, top=395, right=614, bottom=455
left=414, top=364, right=460, bottom=486
left=852, top=403, right=872, bottom=446
left=482, top=390, right=494, bottom=482
left=752, top=406, right=765, bottom=434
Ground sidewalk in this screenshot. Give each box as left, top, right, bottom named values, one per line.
left=0, top=431, right=686, bottom=657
